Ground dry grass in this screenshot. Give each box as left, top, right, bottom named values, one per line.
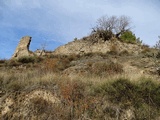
left=1, top=51, right=160, bottom=119
left=86, top=61, right=123, bottom=77
left=1, top=67, right=160, bottom=119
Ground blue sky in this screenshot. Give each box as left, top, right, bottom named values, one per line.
left=0, top=0, right=160, bottom=59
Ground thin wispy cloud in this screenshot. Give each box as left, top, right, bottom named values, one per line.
left=0, top=0, right=160, bottom=58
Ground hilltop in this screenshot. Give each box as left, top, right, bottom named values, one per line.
left=10, top=31, right=160, bottom=77
left=1, top=20, right=160, bottom=119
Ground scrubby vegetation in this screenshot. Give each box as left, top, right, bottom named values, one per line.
left=120, top=31, right=136, bottom=43
left=91, top=15, right=140, bottom=44
left=1, top=49, right=160, bottom=119
left=1, top=15, right=160, bottom=119
left=87, top=61, right=123, bottom=77
left=0, top=66, right=160, bottom=119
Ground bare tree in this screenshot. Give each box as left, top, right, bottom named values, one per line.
left=115, top=15, right=131, bottom=37
left=38, top=41, right=47, bottom=56
left=154, top=36, right=160, bottom=49
left=96, top=15, right=118, bottom=32
left=41, top=42, right=47, bottom=51
left=93, top=15, right=131, bottom=38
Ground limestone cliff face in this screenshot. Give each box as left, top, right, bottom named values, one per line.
left=12, top=36, right=33, bottom=58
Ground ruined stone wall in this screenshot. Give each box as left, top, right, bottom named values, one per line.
left=12, top=36, right=33, bottom=58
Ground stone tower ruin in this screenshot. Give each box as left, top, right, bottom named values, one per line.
left=12, top=36, right=33, bottom=58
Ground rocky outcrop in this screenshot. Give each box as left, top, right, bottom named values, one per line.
left=53, top=36, right=142, bottom=55
left=12, top=34, right=143, bottom=59
left=12, top=36, right=34, bottom=58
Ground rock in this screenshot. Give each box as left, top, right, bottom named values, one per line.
left=34, top=49, right=46, bottom=56
left=12, top=36, right=34, bottom=58
left=120, top=108, right=135, bottom=120
left=53, top=36, right=142, bottom=56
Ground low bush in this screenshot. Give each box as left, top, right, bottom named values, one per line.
left=89, top=62, right=123, bottom=76
left=120, top=31, right=136, bottom=43
left=43, top=57, right=70, bottom=72
left=0, top=59, right=6, bottom=64
left=59, top=80, right=87, bottom=119
left=96, top=29, right=113, bottom=41
left=93, top=78, right=160, bottom=119
left=89, top=29, right=114, bottom=43
left=18, top=56, right=36, bottom=63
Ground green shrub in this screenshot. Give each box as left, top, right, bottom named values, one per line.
left=137, top=80, right=160, bottom=106
left=97, top=78, right=136, bottom=105
left=120, top=31, right=136, bottom=43
left=94, top=78, right=160, bottom=119
left=18, top=56, right=36, bottom=63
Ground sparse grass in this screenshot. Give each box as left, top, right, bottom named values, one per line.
left=1, top=68, right=160, bottom=119
left=87, top=61, right=123, bottom=77
left=40, top=54, right=81, bottom=72
left=1, top=51, right=160, bottom=119
left=0, top=69, right=57, bottom=92
left=2, top=57, right=43, bottom=68
left=42, top=57, right=70, bottom=72
left=93, top=77, right=160, bottom=119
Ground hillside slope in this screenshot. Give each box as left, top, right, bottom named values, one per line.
left=1, top=33, right=160, bottom=119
